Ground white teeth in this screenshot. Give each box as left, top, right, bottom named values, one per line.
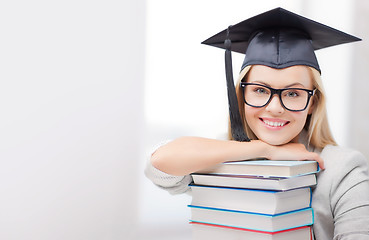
left=263, top=120, right=286, bottom=127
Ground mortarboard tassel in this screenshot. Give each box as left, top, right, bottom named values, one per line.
left=224, top=26, right=250, bottom=142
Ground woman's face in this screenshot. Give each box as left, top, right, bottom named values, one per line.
left=244, top=65, right=314, bottom=145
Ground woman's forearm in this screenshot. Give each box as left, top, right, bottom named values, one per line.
left=150, top=136, right=325, bottom=176
left=150, top=137, right=269, bottom=176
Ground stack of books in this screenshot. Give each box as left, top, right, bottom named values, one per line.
left=188, top=160, right=319, bottom=240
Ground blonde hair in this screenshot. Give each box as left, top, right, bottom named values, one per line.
left=229, top=65, right=337, bottom=149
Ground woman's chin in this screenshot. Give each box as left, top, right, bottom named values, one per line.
left=258, top=136, right=292, bottom=146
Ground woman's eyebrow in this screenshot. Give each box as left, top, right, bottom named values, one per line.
left=285, top=82, right=306, bottom=88
left=248, top=80, right=271, bottom=87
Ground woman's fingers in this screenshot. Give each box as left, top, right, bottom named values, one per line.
left=268, top=143, right=325, bottom=170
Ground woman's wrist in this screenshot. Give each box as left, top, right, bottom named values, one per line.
left=235, top=139, right=271, bottom=161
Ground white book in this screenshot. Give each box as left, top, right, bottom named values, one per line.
left=189, top=205, right=313, bottom=232
left=191, top=173, right=316, bottom=191
left=190, top=184, right=312, bottom=215
left=191, top=222, right=311, bottom=240
left=196, top=160, right=319, bottom=177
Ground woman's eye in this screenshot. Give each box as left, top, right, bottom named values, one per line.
left=255, top=88, right=268, bottom=94
left=285, top=91, right=299, bottom=97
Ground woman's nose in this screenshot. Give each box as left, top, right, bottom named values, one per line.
left=265, top=94, right=285, bottom=114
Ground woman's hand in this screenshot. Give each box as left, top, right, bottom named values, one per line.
left=265, top=142, right=325, bottom=169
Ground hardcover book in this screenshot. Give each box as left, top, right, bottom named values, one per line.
left=191, top=173, right=316, bottom=191
left=195, top=160, right=319, bottom=177
left=191, top=222, right=312, bottom=240
left=190, top=184, right=312, bottom=215
left=189, top=205, right=314, bottom=232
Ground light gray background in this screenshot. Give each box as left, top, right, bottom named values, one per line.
left=0, top=0, right=367, bottom=240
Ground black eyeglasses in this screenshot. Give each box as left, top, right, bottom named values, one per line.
left=240, top=83, right=316, bottom=112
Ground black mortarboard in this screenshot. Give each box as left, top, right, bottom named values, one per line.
left=202, top=7, right=361, bottom=142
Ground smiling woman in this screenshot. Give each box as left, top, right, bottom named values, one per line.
left=145, top=7, right=369, bottom=240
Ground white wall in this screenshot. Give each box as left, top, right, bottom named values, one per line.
left=0, top=1, right=145, bottom=239
left=349, top=0, right=369, bottom=158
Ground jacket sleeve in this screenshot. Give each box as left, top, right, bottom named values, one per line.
left=330, top=149, right=369, bottom=240
left=144, top=140, right=192, bottom=195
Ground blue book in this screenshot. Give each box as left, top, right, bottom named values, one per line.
left=188, top=205, right=314, bottom=232
left=190, top=184, right=312, bottom=215
left=191, top=173, right=316, bottom=191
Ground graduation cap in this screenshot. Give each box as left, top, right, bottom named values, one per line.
left=202, top=7, right=361, bottom=142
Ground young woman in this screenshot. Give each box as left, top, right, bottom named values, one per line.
left=145, top=8, right=369, bottom=240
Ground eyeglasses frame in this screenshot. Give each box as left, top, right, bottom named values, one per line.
left=240, top=82, right=316, bottom=112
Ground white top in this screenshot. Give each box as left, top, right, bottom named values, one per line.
left=144, top=140, right=369, bottom=239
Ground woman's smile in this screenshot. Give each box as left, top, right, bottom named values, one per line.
left=259, top=117, right=290, bottom=130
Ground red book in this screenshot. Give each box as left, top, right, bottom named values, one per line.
left=190, top=222, right=312, bottom=240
